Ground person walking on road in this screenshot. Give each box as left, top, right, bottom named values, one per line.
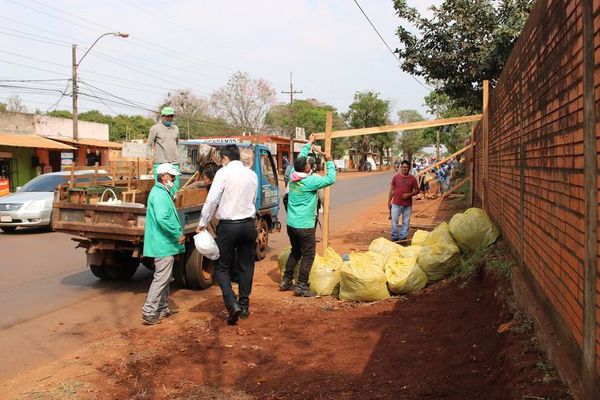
left=388, top=160, right=420, bottom=242
left=196, top=145, right=258, bottom=325
left=147, top=107, right=181, bottom=194
left=141, top=163, right=185, bottom=325
left=280, top=134, right=336, bottom=297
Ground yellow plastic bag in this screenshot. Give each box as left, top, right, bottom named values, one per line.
left=368, top=237, right=403, bottom=261
left=427, top=222, right=456, bottom=246
left=340, top=252, right=389, bottom=301
left=397, top=245, right=422, bottom=258
left=309, top=248, right=343, bottom=296
left=417, top=243, right=461, bottom=281
left=412, top=230, right=429, bottom=246
left=385, top=255, right=428, bottom=294
left=278, top=247, right=299, bottom=282
left=449, top=208, right=500, bottom=253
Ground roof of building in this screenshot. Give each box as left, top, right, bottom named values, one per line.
left=47, top=137, right=123, bottom=149
left=0, top=133, right=76, bottom=150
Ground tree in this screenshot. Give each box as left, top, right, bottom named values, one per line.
left=161, top=89, right=211, bottom=139
left=393, top=0, right=533, bottom=111
left=422, top=92, right=472, bottom=153
left=265, top=98, right=349, bottom=159
left=345, top=91, right=392, bottom=166
left=0, top=102, right=7, bottom=112
left=210, top=71, right=276, bottom=134
left=47, top=110, right=73, bottom=119
left=397, top=109, right=430, bottom=162
left=6, top=95, right=27, bottom=113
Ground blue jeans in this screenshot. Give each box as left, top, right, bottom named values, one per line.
left=391, top=204, right=412, bottom=241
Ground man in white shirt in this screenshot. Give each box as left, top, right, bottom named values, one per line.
left=196, top=145, right=258, bottom=325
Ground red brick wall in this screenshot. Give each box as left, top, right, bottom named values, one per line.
left=471, top=0, right=599, bottom=381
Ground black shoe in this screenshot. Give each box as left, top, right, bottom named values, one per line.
left=279, top=278, right=293, bottom=291
left=293, top=284, right=316, bottom=297
left=240, top=306, right=250, bottom=319
left=227, top=304, right=242, bottom=325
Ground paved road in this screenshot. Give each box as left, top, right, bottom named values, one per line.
left=0, top=170, right=393, bottom=382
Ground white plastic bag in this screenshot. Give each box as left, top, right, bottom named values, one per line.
left=193, top=230, right=220, bottom=260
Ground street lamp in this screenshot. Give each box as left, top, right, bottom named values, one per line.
left=72, top=32, right=128, bottom=141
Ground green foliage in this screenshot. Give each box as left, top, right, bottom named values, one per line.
left=422, top=92, right=472, bottom=153
left=0, top=102, right=7, bottom=112
left=344, top=91, right=392, bottom=165
left=394, top=0, right=533, bottom=111
left=47, top=110, right=72, bottom=119
left=397, top=109, right=430, bottom=161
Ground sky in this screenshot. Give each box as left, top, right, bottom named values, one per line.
left=0, top=0, right=442, bottom=122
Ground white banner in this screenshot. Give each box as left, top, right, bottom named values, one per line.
left=122, top=142, right=148, bottom=158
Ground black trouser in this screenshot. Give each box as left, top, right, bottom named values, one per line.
left=284, top=225, right=316, bottom=286
left=215, top=218, right=257, bottom=311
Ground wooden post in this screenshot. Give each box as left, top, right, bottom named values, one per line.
left=469, top=125, right=476, bottom=207
left=322, top=112, right=333, bottom=252
left=581, top=1, right=598, bottom=397
left=482, top=80, right=489, bottom=211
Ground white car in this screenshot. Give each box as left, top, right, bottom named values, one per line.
left=0, top=170, right=108, bottom=233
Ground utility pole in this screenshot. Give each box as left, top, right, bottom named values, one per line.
left=281, top=72, right=302, bottom=164
left=72, top=44, right=79, bottom=142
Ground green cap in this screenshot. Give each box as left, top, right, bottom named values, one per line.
left=161, top=106, right=175, bottom=116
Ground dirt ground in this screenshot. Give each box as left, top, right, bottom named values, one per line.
left=9, top=189, right=572, bottom=400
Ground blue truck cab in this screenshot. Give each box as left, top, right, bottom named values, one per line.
left=178, top=139, right=281, bottom=260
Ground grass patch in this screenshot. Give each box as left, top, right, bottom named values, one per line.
left=21, top=380, right=85, bottom=400
left=453, top=242, right=513, bottom=281
left=512, top=313, right=535, bottom=335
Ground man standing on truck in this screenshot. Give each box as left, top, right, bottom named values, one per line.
left=196, top=144, right=258, bottom=325
left=280, top=133, right=336, bottom=297
left=141, top=163, right=185, bottom=325
left=147, top=106, right=180, bottom=194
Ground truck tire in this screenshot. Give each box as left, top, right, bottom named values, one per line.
left=184, top=244, right=214, bottom=289
left=90, top=264, right=110, bottom=279
left=255, top=218, right=269, bottom=261
left=103, top=251, right=139, bottom=281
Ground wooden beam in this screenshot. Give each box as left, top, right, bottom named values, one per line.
left=416, top=143, right=474, bottom=177
left=322, top=111, right=333, bottom=252
left=441, top=176, right=470, bottom=199
left=581, top=1, right=598, bottom=398
left=468, top=126, right=476, bottom=207
left=313, top=114, right=482, bottom=140
left=482, top=80, right=489, bottom=210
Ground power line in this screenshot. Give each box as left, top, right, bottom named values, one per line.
left=46, top=80, right=71, bottom=113
left=0, top=60, right=66, bottom=76
left=80, top=80, right=118, bottom=115
left=79, top=80, right=157, bottom=111
left=0, top=78, right=70, bottom=83
left=352, top=0, right=432, bottom=91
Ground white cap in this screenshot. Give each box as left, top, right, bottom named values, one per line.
left=156, top=163, right=180, bottom=176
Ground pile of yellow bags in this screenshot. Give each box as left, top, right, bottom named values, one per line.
left=275, top=208, right=498, bottom=301
left=449, top=207, right=500, bottom=253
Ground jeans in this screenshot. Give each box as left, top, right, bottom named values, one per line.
left=142, top=256, right=174, bottom=318
left=391, top=204, right=412, bottom=241
left=284, top=226, right=316, bottom=286
left=214, top=219, right=257, bottom=311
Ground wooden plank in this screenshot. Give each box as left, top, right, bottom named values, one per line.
left=581, top=2, right=598, bottom=398
left=313, top=114, right=482, bottom=140
left=415, top=143, right=474, bottom=177
left=482, top=80, right=489, bottom=210
left=469, top=126, right=476, bottom=207
left=441, top=177, right=469, bottom=199
left=322, top=111, right=333, bottom=252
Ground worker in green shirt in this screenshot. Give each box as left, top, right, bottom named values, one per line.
left=147, top=107, right=180, bottom=194
left=280, top=133, right=336, bottom=297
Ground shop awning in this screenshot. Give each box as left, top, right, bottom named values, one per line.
left=48, top=137, right=123, bottom=149
left=0, top=133, right=76, bottom=150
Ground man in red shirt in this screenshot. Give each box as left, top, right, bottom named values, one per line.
left=388, top=160, right=420, bottom=241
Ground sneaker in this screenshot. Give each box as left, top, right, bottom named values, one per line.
left=293, top=284, right=316, bottom=297
left=159, top=309, right=179, bottom=320
left=279, top=279, right=293, bottom=291
left=142, top=314, right=160, bottom=325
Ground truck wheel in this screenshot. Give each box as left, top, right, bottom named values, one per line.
left=90, top=264, right=110, bottom=279
left=103, top=252, right=139, bottom=281
left=255, top=218, right=269, bottom=261
left=184, top=245, right=214, bottom=289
